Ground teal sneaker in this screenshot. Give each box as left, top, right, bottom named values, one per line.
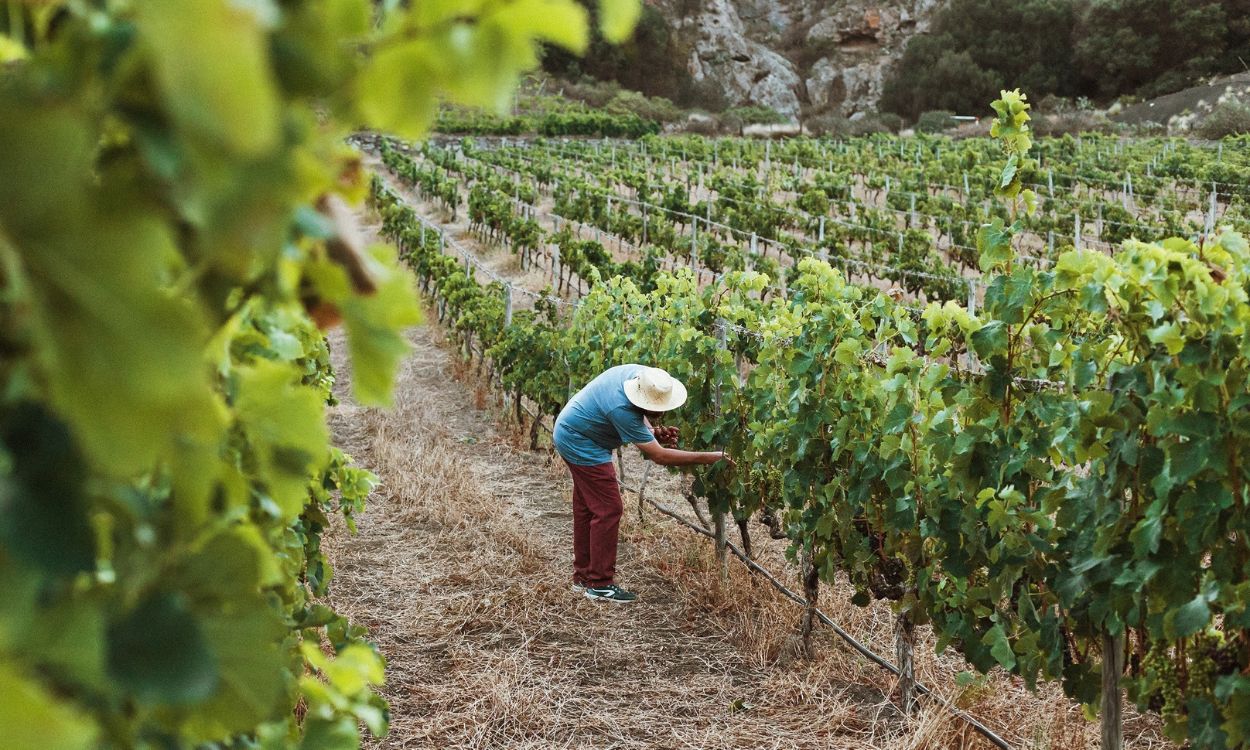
left=584, top=584, right=637, bottom=603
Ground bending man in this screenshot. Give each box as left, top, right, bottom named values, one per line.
left=553, top=365, right=730, bottom=603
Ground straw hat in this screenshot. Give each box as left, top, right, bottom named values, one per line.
left=624, top=367, right=688, bottom=412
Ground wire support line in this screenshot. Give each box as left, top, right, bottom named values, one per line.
left=519, top=135, right=1250, bottom=196
left=380, top=175, right=1066, bottom=393
left=376, top=179, right=580, bottom=310
left=444, top=147, right=984, bottom=290
left=457, top=141, right=1064, bottom=273
left=495, top=139, right=1247, bottom=252
left=483, top=138, right=1246, bottom=230
left=633, top=494, right=1014, bottom=750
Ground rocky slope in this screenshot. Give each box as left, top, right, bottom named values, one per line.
left=651, top=0, right=939, bottom=118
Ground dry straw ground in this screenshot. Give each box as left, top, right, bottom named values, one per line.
left=318, top=189, right=1167, bottom=749
left=321, top=319, right=1167, bottom=750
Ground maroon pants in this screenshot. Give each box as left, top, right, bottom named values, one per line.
left=565, top=460, right=622, bottom=587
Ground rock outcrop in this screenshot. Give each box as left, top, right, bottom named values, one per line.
left=653, top=0, right=940, bottom=118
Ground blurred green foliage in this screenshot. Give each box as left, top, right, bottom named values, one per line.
left=0, top=0, right=634, bottom=746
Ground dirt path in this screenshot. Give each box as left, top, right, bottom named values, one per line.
left=320, top=318, right=922, bottom=749
left=316, top=178, right=1163, bottom=749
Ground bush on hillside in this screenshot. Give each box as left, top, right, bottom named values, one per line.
left=1196, top=101, right=1250, bottom=139
left=915, top=110, right=956, bottom=133
left=805, top=113, right=853, bottom=137
left=684, top=114, right=721, bottom=135
left=1032, top=111, right=1113, bottom=136
left=560, top=78, right=623, bottom=108
left=717, top=112, right=743, bottom=136
left=847, top=112, right=904, bottom=136
left=606, top=90, right=684, bottom=123
left=537, top=110, right=661, bottom=138
left=723, top=105, right=788, bottom=126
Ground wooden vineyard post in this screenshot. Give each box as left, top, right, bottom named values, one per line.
left=691, top=216, right=701, bottom=280
left=800, top=549, right=819, bottom=654
left=1101, top=632, right=1125, bottom=750
left=895, top=611, right=917, bottom=716
left=964, top=280, right=979, bottom=370
left=503, top=283, right=513, bottom=327
left=713, top=508, right=728, bottom=581
left=1206, top=186, right=1218, bottom=237
left=711, top=318, right=729, bottom=581
left=636, top=461, right=653, bottom=523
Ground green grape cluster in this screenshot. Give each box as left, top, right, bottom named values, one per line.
left=1187, top=631, right=1223, bottom=698
left=1141, top=641, right=1185, bottom=721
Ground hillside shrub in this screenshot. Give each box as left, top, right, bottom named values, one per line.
left=606, top=90, right=684, bottom=123
left=1032, top=111, right=1113, bottom=136
left=806, top=113, right=853, bottom=137
left=723, top=105, right=788, bottom=126
left=848, top=112, right=904, bottom=136
left=1196, top=101, right=1250, bottom=139
left=915, top=110, right=956, bottom=133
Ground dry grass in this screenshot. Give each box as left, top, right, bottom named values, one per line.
left=322, top=325, right=915, bottom=749
left=322, top=198, right=1171, bottom=749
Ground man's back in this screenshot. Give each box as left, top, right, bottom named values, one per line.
left=553, top=364, right=652, bottom=466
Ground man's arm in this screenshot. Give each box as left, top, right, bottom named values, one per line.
left=636, top=440, right=731, bottom=467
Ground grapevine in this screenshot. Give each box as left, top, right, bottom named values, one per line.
left=368, top=88, right=1250, bottom=749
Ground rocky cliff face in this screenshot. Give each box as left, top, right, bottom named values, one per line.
left=651, top=0, right=939, bottom=118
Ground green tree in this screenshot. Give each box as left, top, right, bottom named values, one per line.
left=542, top=3, right=701, bottom=106
left=881, top=0, right=1078, bottom=120
left=1074, top=0, right=1228, bottom=98
left=881, top=44, right=1002, bottom=121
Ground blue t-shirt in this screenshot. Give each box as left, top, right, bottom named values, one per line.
left=553, top=364, right=656, bottom=466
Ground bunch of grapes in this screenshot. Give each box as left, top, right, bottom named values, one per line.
left=1141, top=641, right=1185, bottom=720
left=1187, top=631, right=1222, bottom=697
left=1191, top=629, right=1242, bottom=693
left=653, top=425, right=680, bottom=448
